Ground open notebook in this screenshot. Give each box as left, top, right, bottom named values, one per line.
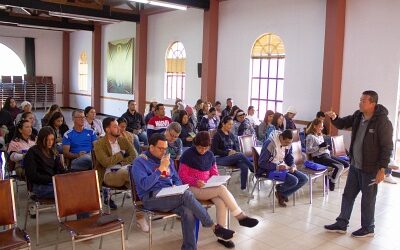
left=156, top=184, right=189, bottom=198
left=202, top=175, right=231, bottom=188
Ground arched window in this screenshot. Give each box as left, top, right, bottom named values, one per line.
left=249, top=33, right=285, bottom=118
left=0, top=43, right=26, bottom=76
left=165, top=41, right=186, bottom=100
left=78, top=51, right=88, bottom=91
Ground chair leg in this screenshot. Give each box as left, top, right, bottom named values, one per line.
left=36, top=203, right=39, bottom=246
left=120, top=225, right=126, bottom=250
left=309, top=175, right=313, bottom=204
left=163, top=220, right=168, bottom=231
left=148, top=214, right=152, bottom=250
left=72, top=236, right=76, bottom=250
left=55, top=226, right=60, bottom=250
left=121, top=193, right=127, bottom=208
left=170, top=217, right=175, bottom=229
left=247, top=179, right=258, bottom=204
left=272, top=181, right=276, bottom=213
left=108, top=189, right=111, bottom=214
left=126, top=209, right=136, bottom=240
left=99, top=236, right=103, bottom=249
left=23, top=201, right=30, bottom=230
left=293, top=192, right=296, bottom=206
left=227, top=210, right=230, bottom=229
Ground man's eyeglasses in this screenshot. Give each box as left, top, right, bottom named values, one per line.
left=74, top=116, right=85, bottom=119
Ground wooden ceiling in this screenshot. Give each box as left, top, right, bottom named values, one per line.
left=0, top=0, right=209, bottom=31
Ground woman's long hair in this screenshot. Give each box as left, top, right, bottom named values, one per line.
left=271, top=112, right=284, bottom=130
left=48, top=111, right=66, bottom=129
left=37, top=126, right=57, bottom=157
left=218, top=116, right=233, bottom=129
left=263, top=110, right=275, bottom=124
left=306, top=118, right=323, bottom=135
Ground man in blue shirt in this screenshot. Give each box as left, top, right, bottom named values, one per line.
left=62, top=110, right=97, bottom=171
left=132, top=133, right=235, bottom=250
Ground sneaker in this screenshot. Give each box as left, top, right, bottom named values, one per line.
left=217, top=239, right=235, bottom=248
left=384, top=174, right=398, bottom=184
left=238, top=216, right=259, bottom=228
left=351, top=228, right=375, bottom=238
left=104, top=198, right=117, bottom=210
left=239, top=189, right=254, bottom=198
left=329, top=180, right=336, bottom=191
left=136, top=217, right=150, bottom=232
left=274, top=191, right=286, bottom=207
left=214, top=224, right=235, bottom=240
left=324, top=222, right=347, bottom=234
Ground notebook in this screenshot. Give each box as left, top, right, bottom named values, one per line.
left=156, top=184, right=189, bottom=198
left=202, top=175, right=231, bottom=188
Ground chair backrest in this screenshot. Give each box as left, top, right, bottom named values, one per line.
left=53, top=170, right=101, bottom=218
left=1, top=75, right=12, bottom=83
left=331, top=135, right=347, bottom=157
left=0, top=179, right=16, bottom=227
left=209, top=128, right=217, bottom=139
left=238, top=134, right=255, bottom=158
left=12, top=76, right=23, bottom=84
left=128, top=165, right=142, bottom=205
left=291, top=141, right=304, bottom=166
left=291, top=129, right=300, bottom=142
left=251, top=147, right=261, bottom=172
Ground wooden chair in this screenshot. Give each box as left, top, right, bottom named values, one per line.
left=292, top=141, right=328, bottom=204
left=53, top=170, right=125, bottom=250
left=91, top=149, right=129, bottom=213
left=238, top=134, right=256, bottom=159
left=126, top=165, right=177, bottom=249
left=247, top=146, right=284, bottom=213
left=331, top=135, right=350, bottom=188
left=23, top=178, right=55, bottom=246
left=0, top=179, right=31, bottom=250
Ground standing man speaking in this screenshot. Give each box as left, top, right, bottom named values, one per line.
left=324, top=90, right=393, bottom=238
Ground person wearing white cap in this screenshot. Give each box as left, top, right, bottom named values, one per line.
left=283, top=106, right=297, bottom=129
left=15, top=101, right=41, bottom=131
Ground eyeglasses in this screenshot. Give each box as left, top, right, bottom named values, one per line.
left=74, top=116, right=85, bottom=119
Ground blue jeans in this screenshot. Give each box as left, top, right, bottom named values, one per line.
left=133, top=134, right=141, bottom=154
left=216, top=153, right=254, bottom=190
left=277, top=170, right=308, bottom=198
left=136, top=131, right=148, bottom=146
left=32, top=183, right=54, bottom=199
left=385, top=168, right=392, bottom=175
left=336, top=166, right=377, bottom=231
left=71, top=154, right=92, bottom=171
left=142, top=190, right=214, bottom=250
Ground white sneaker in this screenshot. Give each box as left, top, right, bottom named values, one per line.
left=136, top=217, right=150, bottom=232
left=239, top=189, right=254, bottom=198
left=384, top=174, right=398, bottom=184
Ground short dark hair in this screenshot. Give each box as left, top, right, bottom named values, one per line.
left=362, top=90, right=378, bottom=104
left=226, top=98, right=232, bottom=102
left=128, top=100, right=136, bottom=105
left=218, top=115, right=233, bottom=129
left=248, top=106, right=254, bottom=111
left=48, top=111, right=66, bottom=128
left=193, top=131, right=211, bottom=147
left=102, top=117, right=116, bottom=131
left=281, top=129, right=293, bottom=140
left=215, top=101, right=221, bottom=106
left=149, top=133, right=167, bottom=146
left=209, top=107, right=216, bottom=113
left=177, top=110, right=188, bottom=124
left=117, top=117, right=127, bottom=124
left=84, top=106, right=94, bottom=116
left=155, top=103, right=164, bottom=111
left=316, top=111, right=325, bottom=118
left=21, top=111, right=33, bottom=120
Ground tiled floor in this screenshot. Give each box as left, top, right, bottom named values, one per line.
left=5, top=109, right=400, bottom=250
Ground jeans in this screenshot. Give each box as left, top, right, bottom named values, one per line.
left=216, top=153, right=254, bottom=190
left=313, top=154, right=349, bottom=183
left=136, top=131, right=148, bottom=146
left=336, top=165, right=377, bottom=231
left=142, top=190, right=214, bottom=250
left=277, top=170, right=308, bottom=198
left=385, top=168, right=392, bottom=175
left=71, top=153, right=92, bottom=171
left=133, top=134, right=141, bottom=154
left=32, top=183, right=54, bottom=199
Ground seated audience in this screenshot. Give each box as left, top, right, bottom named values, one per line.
left=165, top=122, right=183, bottom=160
left=177, top=110, right=195, bottom=148
left=171, top=98, right=183, bottom=120
left=258, top=130, right=308, bottom=207
left=48, top=111, right=69, bottom=153
left=0, top=104, right=14, bottom=142
left=233, top=110, right=255, bottom=137
left=306, top=111, right=329, bottom=135
left=132, top=133, right=235, bottom=250
left=15, top=101, right=40, bottom=131
left=258, top=110, right=274, bottom=141
left=306, top=119, right=349, bottom=191
left=7, top=119, right=36, bottom=178
left=185, top=105, right=197, bottom=128
left=21, top=112, right=39, bottom=137
left=41, top=104, right=61, bottom=127
left=214, top=101, right=222, bottom=119
left=265, top=112, right=284, bottom=140
left=62, top=110, right=97, bottom=171
left=283, top=106, right=297, bottom=129
left=211, top=116, right=254, bottom=194
left=199, top=107, right=219, bottom=132
left=228, top=105, right=240, bottom=118
left=147, top=103, right=173, bottom=138
left=179, top=131, right=259, bottom=248
left=3, top=97, right=21, bottom=121
left=117, top=117, right=141, bottom=154
left=121, top=100, right=148, bottom=146
left=221, top=98, right=233, bottom=119
left=246, top=106, right=261, bottom=128
left=145, top=101, right=157, bottom=124
left=194, top=99, right=204, bottom=117
left=84, top=106, right=105, bottom=137
left=24, top=126, right=65, bottom=199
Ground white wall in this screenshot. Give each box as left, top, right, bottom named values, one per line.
left=0, top=26, right=63, bottom=106
left=341, top=0, right=400, bottom=132
left=147, top=8, right=204, bottom=107
left=69, top=30, right=92, bottom=109
left=217, top=0, right=326, bottom=121
left=101, top=21, right=136, bottom=115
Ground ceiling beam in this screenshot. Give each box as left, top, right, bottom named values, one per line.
left=160, top=0, right=210, bottom=9
left=0, top=11, right=94, bottom=31
left=0, top=0, right=140, bottom=22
